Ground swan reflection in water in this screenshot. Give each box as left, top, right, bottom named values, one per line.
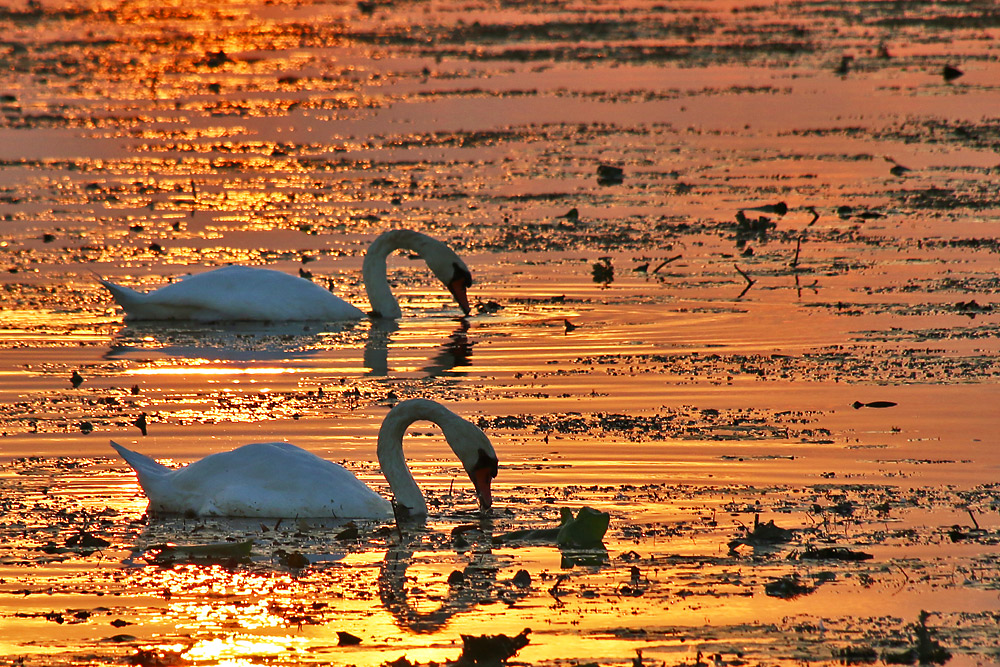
left=121, top=515, right=504, bottom=635
left=122, top=512, right=609, bottom=642
left=104, top=318, right=473, bottom=378
left=378, top=517, right=501, bottom=634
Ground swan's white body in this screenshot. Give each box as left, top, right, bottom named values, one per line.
left=99, top=230, right=472, bottom=322
left=111, top=399, right=498, bottom=519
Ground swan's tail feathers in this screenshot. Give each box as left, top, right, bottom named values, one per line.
left=97, top=278, right=146, bottom=314
left=110, top=440, right=169, bottom=488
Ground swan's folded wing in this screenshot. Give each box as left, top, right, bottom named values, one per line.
left=123, top=266, right=366, bottom=322
left=167, top=442, right=394, bottom=518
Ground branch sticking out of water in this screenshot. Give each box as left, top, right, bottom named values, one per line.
left=652, top=255, right=682, bottom=273
left=734, top=264, right=755, bottom=299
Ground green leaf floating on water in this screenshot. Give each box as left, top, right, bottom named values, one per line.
left=557, top=506, right=611, bottom=547
left=496, top=507, right=611, bottom=547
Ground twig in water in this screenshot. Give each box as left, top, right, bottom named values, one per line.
left=968, top=509, right=980, bottom=530
left=807, top=206, right=819, bottom=226
left=652, top=254, right=683, bottom=273
left=791, top=236, right=802, bottom=268
left=549, top=574, right=569, bottom=599
left=734, top=264, right=755, bottom=299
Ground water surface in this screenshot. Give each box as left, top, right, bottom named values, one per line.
left=2, top=0, right=1000, bottom=665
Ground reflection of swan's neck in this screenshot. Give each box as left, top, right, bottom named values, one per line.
left=362, top=230, right=434, bottom=318
left=377, top=399, right=464, bottom=516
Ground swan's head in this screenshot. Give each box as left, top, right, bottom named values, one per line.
left=422, top=240, right=472, bottom=317
left=378, top=398, right=496, bottom=515
left=447, top=419, right=498, bottom=510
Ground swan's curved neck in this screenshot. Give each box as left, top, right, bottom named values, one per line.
left=362, top=230, right=435, bottom=319
left=376, top=399, right=464, bottom=516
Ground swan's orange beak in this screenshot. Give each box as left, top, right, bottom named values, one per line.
left=448, top=277, right=471, bottom=317
left=472, top=466, right=493, bottom=509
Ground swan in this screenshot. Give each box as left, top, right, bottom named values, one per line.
left=98, top=229, right=472, bottom=321
left=110, top=399, right=498, bottom=519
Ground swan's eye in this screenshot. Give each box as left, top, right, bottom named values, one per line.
left=451, top=264, right=472, bottom=288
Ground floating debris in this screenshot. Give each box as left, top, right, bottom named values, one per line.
left=735, top=210, right=776, bottom=240
left=888, top=159, right=912, bottom=177
left=276, top=549, right=310, bottom=569
left=806, top=206, right=820, bottom=225
left=476, top=300, right=504, bottom=314
left=66, top=529, right=110, bottom=552
left=203, top=50, right=233, bottom=68
left=798, top=546, right=873, bottom=561
left=591, top=257, right=614, bottom=286
left=143, top=540, right=253, bottom=566
left=744, top=201, right=788, bottom=215
left=126, top=647, right=186, bottom=665
left=71, top=370, right=84, bottom=388
left=496, top=506, right=609, bottom=547
left=733, top=263, right=755, bottom=299
left=852, top=400, right=897, bottom=409
left=458, top=628, right=531, bottom=665
left=765, top=574, right=813, bottom=599
left=336, top=522, right=360, bottom=541
left=956, top=299, right=991, bottom=315
left=942, top=65, right=964, bottom=82
left=133, top=413, right=148, bottom=436
left=836, top=645, right=878, bottom=664
left=556, top=506, right=611, bottom=547
left=729, top=514, right=794, bottom=552
left=882, top=611, right=951, bottom=665
left=790, top=237, right=803, bottom=268
left=596, top=164, right=624, bottom=185
left=652, top=255, right=682, bottom=273
left=557, top=207, right=579, bottom=222
left=337, top=630, right=363, bottom=646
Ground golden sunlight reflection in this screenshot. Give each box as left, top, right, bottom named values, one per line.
left=183, top=636, right=308, bottom=663
left=125, top=366, right=307, bottom=376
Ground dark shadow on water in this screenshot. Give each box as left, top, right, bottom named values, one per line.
left=104, top=318, right=475, bottom=378
left=365, top=318, right=474, bottom=378
left=104, top=320, right=361, bottom=362
left=123, top=515, right=364, bottom=567
left=418, top=318, right=473, bottom=378
left=363, top=318, right=399, bottom=376
left=379, top=516, right=498, bottom=634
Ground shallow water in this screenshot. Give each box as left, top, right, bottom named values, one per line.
left=2, top=0, right=1000, bottom=665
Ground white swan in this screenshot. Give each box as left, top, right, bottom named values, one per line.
left=110, top=399, right=498, bottom=519
left=98, top=229, right=472, bottom=322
